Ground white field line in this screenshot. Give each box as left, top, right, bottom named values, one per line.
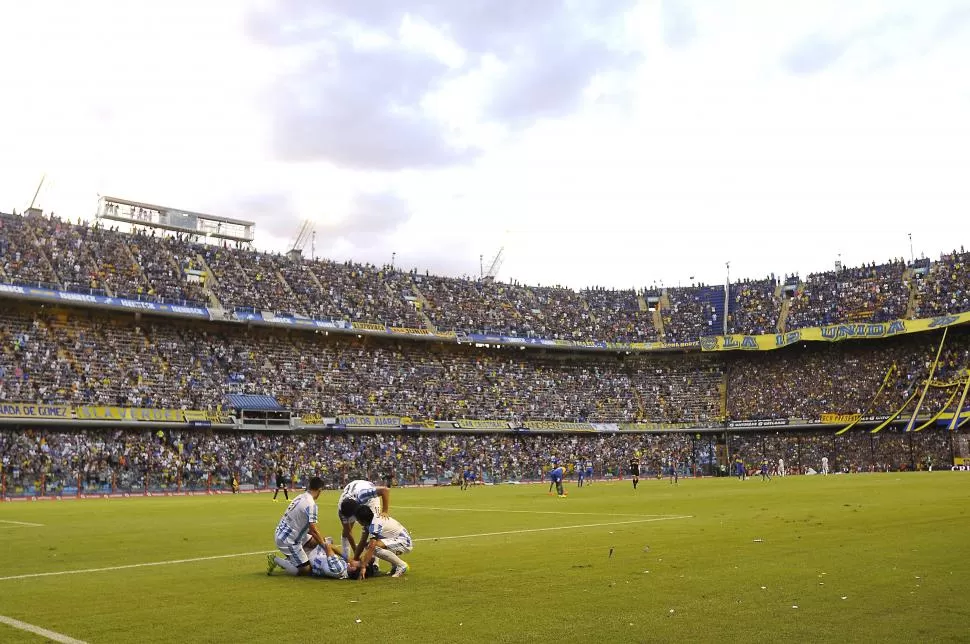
left=0, top=519, right=44, bottom=527
left=414, top=515, right=693, bottom=541
left=0, top=615, right=88, bottom=644
left=395, top=505, right=667, bottom=517
left=0, top=515, right=692, bottom=582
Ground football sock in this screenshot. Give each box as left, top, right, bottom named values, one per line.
left=274, top=557, right=299, bottom=576
left=375, top=548, right=406, bottom=569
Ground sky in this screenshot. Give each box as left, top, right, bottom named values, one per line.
left=1, top=0, right=968, bottom=291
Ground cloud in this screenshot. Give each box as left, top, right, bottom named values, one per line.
left=486, top=37, right=640, bottom=126
left=782, top=34, right=852, bottom=75
left=268, top=41, right=477, bottom=170
left=248, top=0, right=640, bottom=169
left=778, top=7, right=967, bottom=77
left=318, top=191, right=412, bottom=247
left=661, top=0, right=697, bottom=48
left=207, top=191, right=304, bottom=250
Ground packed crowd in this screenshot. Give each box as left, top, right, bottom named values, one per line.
left=915, top=248, right=970, bottom=318
left=5, top=212, right=967, bottom=343
left=728, top=277, right=781, bottom=336
left=4, top=299, right=970, bottom=424
left=727, top=327, right=970, bottom=420
left=661, top=285, right=722, bottom=343
left=0, top=304, right=723, bottom=423
left=726, top=426, right=956, bottom=475
left=785, top=259, right=911, bottom=330
left=3, top=425, right=960, bottom=498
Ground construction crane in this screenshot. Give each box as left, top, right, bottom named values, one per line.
left=26, top=174, right=46, bottom=214
left=286, top=219, right=315, bottom=262
left=483, top=229, right=511, bottom=280
left=485, top=246, right=505, bottom=280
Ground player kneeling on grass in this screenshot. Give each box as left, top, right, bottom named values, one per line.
left=355, top=506, right=412, bottom=580
left=267, top=476, right=325, bottom=577
left=337, top=479, right=391, bottom=563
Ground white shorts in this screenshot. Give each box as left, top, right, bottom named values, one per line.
left=276, top=536, right=310, bottom=568
left=376, top=530, right=413, bottom=555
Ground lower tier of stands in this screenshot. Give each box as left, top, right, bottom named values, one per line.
left=2, top=427, right=964, bottom=499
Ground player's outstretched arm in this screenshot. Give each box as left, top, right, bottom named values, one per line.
left=375, top=486, right=391, bottom=516
left=307, top=521, right=325, bottom=550
left=358, top=539, right=384, bottom=581
left=353, top=524, right=370, bottom=560
left=342, top=522, right=358, bottom=556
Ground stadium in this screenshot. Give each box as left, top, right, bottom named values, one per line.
left=3, top=2, right=970, bottom=641
left=1, top=201, right=969, bottom=642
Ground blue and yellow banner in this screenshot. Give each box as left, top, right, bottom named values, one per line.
left=701, top=311, right=970, bottom=352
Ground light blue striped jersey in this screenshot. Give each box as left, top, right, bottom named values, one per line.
left=310, top=546, right=349, bottom=579
left=275, top=492, right=319, bottom=545
left=337, top=479, right=382, bottom=524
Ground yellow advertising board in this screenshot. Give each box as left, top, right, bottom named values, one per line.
left=0, top=403, right=71, bottom=419
left=701, top=311, right=970, bottom=352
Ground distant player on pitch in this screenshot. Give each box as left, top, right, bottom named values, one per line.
left=630, top=454, right=640, bottom=490
left=548, top=464, right=566, bottom=497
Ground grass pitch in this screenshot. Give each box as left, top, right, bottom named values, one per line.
left=2, top=473, right=969, bottom=643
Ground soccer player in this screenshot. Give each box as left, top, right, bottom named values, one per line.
left=355, top=505, right=412, bottom=579
left=760, top=460, right=771, bottom=482
left=548, top=464, right=565, bottom=497
left=669, top=457, right=679, bottom=486
left=821, top=456, right=830, bottom=476
left=267, top=476, right=325, bottom=577
left=309, top=537, right=356, bottom=579
left=337, top=479, right=391, bottom=560
left=735, top=456, right=746, bottom=480
left=629, top=455, right=640, bottom=490
left=461, top=468, right=474, bottom=490
left=272, top=466, right=288, bottom=502
left=777, top=458, right=786, bottom=477
left=585, top=460, right=593, bottom=485
left=576, top=460, right=585, bottom=487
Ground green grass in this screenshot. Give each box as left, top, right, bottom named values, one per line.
left=2, top=474, right=970, bottom=643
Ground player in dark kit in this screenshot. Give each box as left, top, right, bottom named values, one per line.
left=630, top=456, right=640, bottom=490
left=273, top=467, right=289, bottom=502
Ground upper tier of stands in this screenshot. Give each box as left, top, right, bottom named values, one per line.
left=2, top=211, right=968, bottom=342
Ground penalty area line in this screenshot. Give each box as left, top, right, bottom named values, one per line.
left=0, top=614, right=88, bottom=644
left=0, top=516, right=693, bottom=582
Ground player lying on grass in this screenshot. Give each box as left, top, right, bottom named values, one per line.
left=268, top=476, right=325, bottom=576
left=337, top=479, right=391, bottom=560
left=268, top=534, right=385, bottom=579
left=355, top=505, right=412, bottom=580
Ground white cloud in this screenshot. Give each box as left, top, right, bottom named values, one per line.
left=1, top=0, right=968, bottom=291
